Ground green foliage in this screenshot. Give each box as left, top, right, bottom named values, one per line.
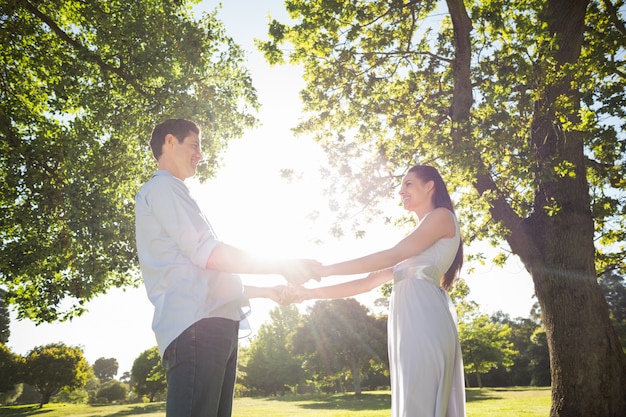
left=96, top=379, right=128, bottom=403
left=599, top=271, right=626, bottom=351
left=0, top=291, right=9, bottom=345
left=50, top=386, right=88, bottom=404
left=243, top=305, right=307, bottom=395
left=0, top=344, right=20, bottom=394
left=22, top=343, right=92, bottom=406
left=258, top=0, right=623, bottom=249
left=256, top=0, right=626, bottom=275
left=459, top=309, right=518, bottom=388
left=93, top=357, right=119, bottom=382
left=527, top=329, right=551, bottom=386
left=130, top=346, right=165, bottom=402
left=83, top=377, right=101, bottom=404
left=480, top=312, right=550, bottom=387
left=13, top=383, right=40, bottom=405
left=291, top=299, right=387, bottom=394
left=0, top=0, right=259, bottom=323
left=0, top=383, right=23, bottom=406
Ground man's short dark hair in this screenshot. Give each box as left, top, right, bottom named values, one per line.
left=150, top=119, right=200, bottom=161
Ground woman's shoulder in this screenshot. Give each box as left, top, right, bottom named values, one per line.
left=424, top=207, right=457, bottom=238
left=427, top=207, right=457, bottom=222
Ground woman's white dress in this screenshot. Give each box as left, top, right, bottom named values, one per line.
left=389, top=211, right=466, bottom=417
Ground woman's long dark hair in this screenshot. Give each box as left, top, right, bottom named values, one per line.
left=408, top=165, right=464, bottom=290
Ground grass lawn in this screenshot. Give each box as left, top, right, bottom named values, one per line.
left=0, top=387, right=551, bottom=417
left=466, top=387, right=551, bottom=417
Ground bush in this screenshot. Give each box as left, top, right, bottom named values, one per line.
left=0, top=383, right=23, bottom=405
left=97, top=380, right=128, bottom=403
left=14, top=384, right=40, bottom=405
left=51, top=387, right=88, bottom=404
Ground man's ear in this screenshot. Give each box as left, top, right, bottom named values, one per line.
left=164, top=133, right=177, bottom=146
left=163, top=134, right=180, bottom=153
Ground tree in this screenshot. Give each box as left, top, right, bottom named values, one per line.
left=0, top=0, right=258, bottom=323
left=0, top=290, right=10, bottom=344
left=528, top=328, right=552, bottom=387
left=243, top=305, right=307, bottom=395
left=482, top=312, right=550, bottom=387
left=131, top=346, right=166, bottom=402
left=0, top=344, right=21, bottom=395
left=599, top=271, right=626, bottom=350
left=0, top=383, right=23, bottom=406
left=93, top=357, right=118, bottom=382
left=119, top=371, right=131, bottom=384
left=96, top=379, right=128, bottom=403
left=291, top=299, right=387, bottom=395
left=84, top=377, right=101, bottom=404
left=259, top=0, right=626, bottom=414
left=22, top=343, right=91, bottom=407
left=458, top=311, right=517, bottom=388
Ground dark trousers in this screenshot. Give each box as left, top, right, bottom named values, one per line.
left=162, top=317, right=239, bottom=417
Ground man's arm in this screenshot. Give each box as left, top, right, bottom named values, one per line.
left=205, top=242, right=319, bottom=285
left=244, top=285, right=287, bottom=303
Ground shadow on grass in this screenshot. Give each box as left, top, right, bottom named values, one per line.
left=465, top=386, right=550, bottom=403
left=0, top=405, right=54, bottom=416
left=103, top=403, right=166, bottom=416
left=0, top=403, right=166, bottom=417
left=267, top=392, right=391, bottom=411
left=465, top=389, right=500, bottom=403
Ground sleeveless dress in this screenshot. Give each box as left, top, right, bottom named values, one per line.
left=389, top=210, right=466, bottom=417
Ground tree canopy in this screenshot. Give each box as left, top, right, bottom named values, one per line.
left=22, top=342, right=91, bottom=407
left=258, top=0, right=626, bottom=414
left=0, top=343, right=20, bottom=395
left=291, top=299, right=387, bottom=394
left=0, top=0, right=258, bottom=323
left=243, top=305, right=307, bottom=395
left=459, top=310, right=517, bottom=388
left=0, top=290, right=10, bottom=344
left=92, top=357, right=119, bottom=382
left=130, top=346, right=166, bottom=402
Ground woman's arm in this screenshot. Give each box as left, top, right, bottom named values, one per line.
left=321, top=208, right=455, bottom=276
left=244, top=285, right=287, bottom=304
left=292, top=268, right=393, bottom=302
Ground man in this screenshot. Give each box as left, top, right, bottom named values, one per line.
left=135, top=118, right=316, bottom=417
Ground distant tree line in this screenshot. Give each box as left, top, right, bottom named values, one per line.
left=0, top=272, right=624, bottom=405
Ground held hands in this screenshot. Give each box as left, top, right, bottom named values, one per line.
left=263, top=260, right=331, bottom=305
left=280, top=259, right=322, bottom=285
left=262, top=284, right=309, bottom=305
left=279, top=284, right=308, bottom=304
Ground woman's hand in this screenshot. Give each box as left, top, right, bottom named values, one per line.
left=277, top=284, right=310, bottom=304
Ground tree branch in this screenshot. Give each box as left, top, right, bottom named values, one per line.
left=22, top=0, right=154, bottom=101
left=602, top=0, right=626, bottom=37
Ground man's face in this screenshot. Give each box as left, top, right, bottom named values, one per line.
left=166, top=132, right=203, bottom=180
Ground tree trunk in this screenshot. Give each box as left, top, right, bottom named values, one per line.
left=522, top=0, right=626, bottom=415
left=39, top=390, right=51, bottom=408
left=352, top=360, right=362, bottom=395
left=474, top=370, right=483, bottom=389
left=446, top=0, right=626, bottom=415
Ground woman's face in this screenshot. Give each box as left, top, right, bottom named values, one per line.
left=399, top=172, right=433, bottom=211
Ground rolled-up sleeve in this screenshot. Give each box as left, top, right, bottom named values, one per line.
left=136, top=172, right=220, bottom=269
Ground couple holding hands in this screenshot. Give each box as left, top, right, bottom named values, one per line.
left=135, top=118, right=466, bottom=417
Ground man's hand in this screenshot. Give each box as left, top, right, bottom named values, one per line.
left=280, top=259, right=321, bottom=285
left=278, top=284, right=309, bottom=304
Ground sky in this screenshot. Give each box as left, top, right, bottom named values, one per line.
left=7, top=0, right=536, bottom=377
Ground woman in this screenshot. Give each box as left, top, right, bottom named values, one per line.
left=289, top=164, right=465, bottom=417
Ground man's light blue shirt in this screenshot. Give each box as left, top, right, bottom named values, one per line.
left=135, top=170, right=250, bottom=358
